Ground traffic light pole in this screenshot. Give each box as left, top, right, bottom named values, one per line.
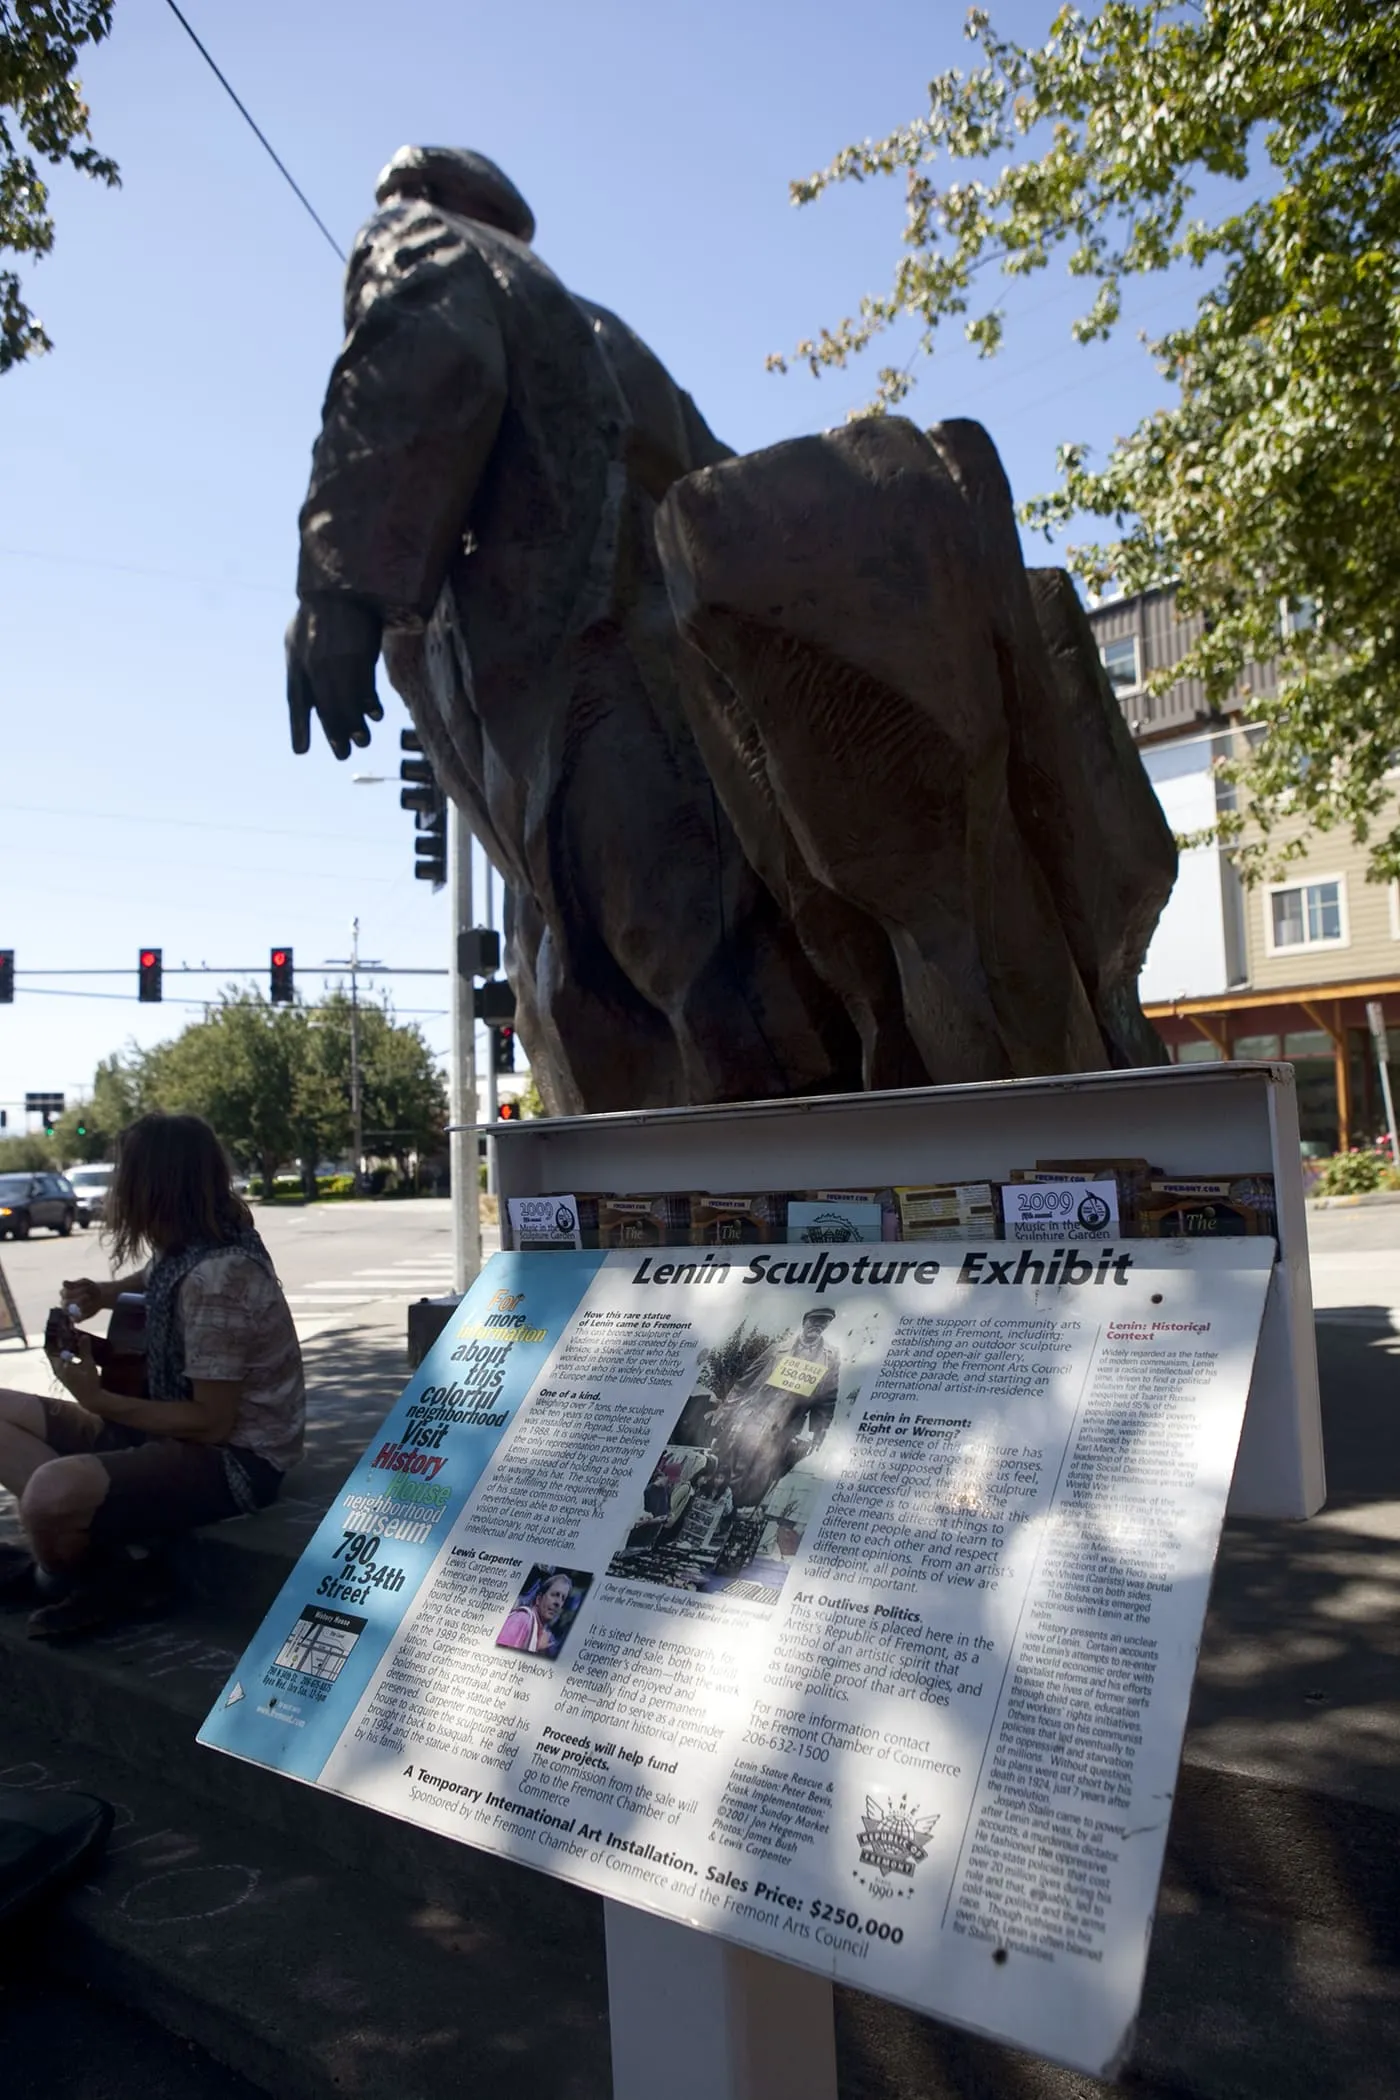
left=484, top=862, right=498, bottom=1188
left=449, top=802, right=482, bottom=1296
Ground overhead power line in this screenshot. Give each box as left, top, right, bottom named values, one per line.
left=160, top=0, right=347, bottom=264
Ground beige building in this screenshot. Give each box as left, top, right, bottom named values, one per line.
left=1086, top=588, right=1400, bottom=1152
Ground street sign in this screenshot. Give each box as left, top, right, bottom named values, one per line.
left=1365, top=1002, right=1399, bottom=1160
left=473, top=978, right=515, bottom=1025
left=1367, top=999, right=1390, bottom=1063
left=23, top=1092, right=64, bottom=1117
left=0, top=1259, right=25, bottom=1348
left=459, top=928, right=502, bottom=979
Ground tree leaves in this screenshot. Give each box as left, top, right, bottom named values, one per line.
left=65, top=991, right=448, bottom=1183
left=778, top=1, right=1400, bottom=877
left=1, top=0, right=119, bottom=371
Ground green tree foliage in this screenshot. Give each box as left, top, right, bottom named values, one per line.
left=1, top=1, right=119, bottom=372
left=774, top=2, right=1400, bottom=876
left=58, top=990, right=448, bottom=1195
left=518, top=1074, right=547, bottom=1120
left=313, top=991, right=448, bottom=1175
left=142, top=993, right=317, bottom=1197
left=0, top=1133, right=57, bottom=1171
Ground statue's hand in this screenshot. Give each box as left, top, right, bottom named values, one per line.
left=286, top=595, right=385, bottom=760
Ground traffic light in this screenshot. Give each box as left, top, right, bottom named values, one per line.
left=401, top=729, right=447, bottom=890
left=138, top=948, right=163, bottom=1002
left=497, top=1099, right=520, bottom=1121
left=270, top=947, right=295, bottom=1004
left=0, top=951, right=12, bottom=1003
left=492, top=1023, right=516, bottom=1073
left=473, top=979, right=516, bottom=1025
left=76, top=1121, right=88, bottom=1138
left=414, top=804, right=447, bottom=888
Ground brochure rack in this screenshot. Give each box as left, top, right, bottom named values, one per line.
left=491, top=1062, right=1323, bottom=1523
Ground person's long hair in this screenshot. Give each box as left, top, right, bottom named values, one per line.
left=106, top=1112, right=253, bottom=1265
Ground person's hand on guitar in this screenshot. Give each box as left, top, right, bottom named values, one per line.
left=61, top=1277, right=107, bottom=1321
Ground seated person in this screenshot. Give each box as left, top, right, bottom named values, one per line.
left=0, top=1112, right=305, bottom=1639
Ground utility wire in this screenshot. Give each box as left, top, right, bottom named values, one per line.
left=160, top=0, right=346, bottom=264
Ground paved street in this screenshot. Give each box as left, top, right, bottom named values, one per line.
left=0, top=1196, right=501, bottom=1346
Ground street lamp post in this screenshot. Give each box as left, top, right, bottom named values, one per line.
left=324, top=915, right=382, bottom=1194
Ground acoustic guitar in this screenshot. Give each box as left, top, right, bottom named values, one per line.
left=45, top=1293, right=148, bottom=1399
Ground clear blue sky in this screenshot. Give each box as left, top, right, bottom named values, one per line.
left=1, top=0, right=1181, bottom=1124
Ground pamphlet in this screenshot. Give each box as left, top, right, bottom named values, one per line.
left=508, top=1195, right=583, bottom=1250
left=1001, top=1179, right=1120, bottom=1242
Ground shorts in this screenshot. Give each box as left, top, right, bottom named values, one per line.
left=39, top=1399, right=284, bottom=1544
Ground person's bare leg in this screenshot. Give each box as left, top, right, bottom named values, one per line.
left=18, top=1455, right=110, bottom=1574
left=0, top=1389, right=60, bottom=1499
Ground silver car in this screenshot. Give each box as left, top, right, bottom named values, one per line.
left=65, top=1163, right=114, bottom=1227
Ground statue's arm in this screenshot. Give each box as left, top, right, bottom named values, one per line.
left=288, top=208, right=508, bottom=760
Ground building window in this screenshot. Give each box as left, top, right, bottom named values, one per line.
left=1280, top=596, right=1317, bottom=638
left=1283, top=1029, right=1335, bottom=1060
left=1174, top=1039, right=1222, bottom=1064
left=1265, top=876, right=1347, bottom=954
left=1233, top=1034, right=1282, bottom=1061
left=1390, top=882, right=1400, bottom=941
left=1101, top=635, right=1142, bottom=695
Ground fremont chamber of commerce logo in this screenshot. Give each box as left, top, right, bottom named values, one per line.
left=856, top=1793, right=939, bottom=1894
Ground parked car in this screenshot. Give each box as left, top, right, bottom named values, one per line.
left=0, top=1172, right=79, bottom=1239
left=65, top=1162, right=114, bottom=1226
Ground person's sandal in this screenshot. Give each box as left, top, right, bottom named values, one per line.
left=26, top=1553, right=176, bottom=1642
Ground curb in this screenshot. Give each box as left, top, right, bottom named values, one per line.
left=1308, top=1189, right=1400, bottom=1210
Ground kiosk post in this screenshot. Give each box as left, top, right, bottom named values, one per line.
left=605, top=1900, right=838, bottom=2100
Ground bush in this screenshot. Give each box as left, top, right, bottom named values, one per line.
left=0, top=1135, right=57, bottom=1172
left=1312, top=1149, right=1391, bottom=1196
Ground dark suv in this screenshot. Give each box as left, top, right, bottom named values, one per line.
left=0, top=1173, right=78, bottom=1239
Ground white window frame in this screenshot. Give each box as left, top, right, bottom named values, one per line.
left=1391, top=882, right=1400, bottom=941
left=1100, top=633, right=1143, bottom=696
left=1263, top=873, right=1350, bottom=957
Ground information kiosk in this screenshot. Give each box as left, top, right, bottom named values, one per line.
left=202, top=1062, right=1322, bottom=2095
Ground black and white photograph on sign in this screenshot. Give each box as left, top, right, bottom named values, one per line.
left=607, top=1307, right=847, bottom=1602
left=495, top=1564, right=592, bottom=1659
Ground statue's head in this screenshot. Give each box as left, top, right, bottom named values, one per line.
left=374, top=146, right=536, bottom=244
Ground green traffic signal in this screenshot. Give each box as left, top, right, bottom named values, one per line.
left=76, top=1122, right=88, bottom=1138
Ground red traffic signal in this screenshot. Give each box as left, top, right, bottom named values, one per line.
left=270, top=947, right=295, bottom=1004
left=497, top=1100, right=520, bottom=1121
left=138, top=948, right=163, bottom=1002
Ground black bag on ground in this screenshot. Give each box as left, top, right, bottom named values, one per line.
left=0, top=1787, right=113, bottom=1926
